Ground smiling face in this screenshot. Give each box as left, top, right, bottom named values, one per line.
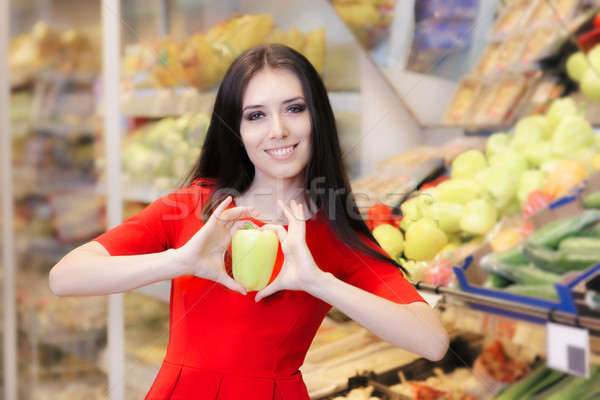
left=239, top=67, right=312, bottom=186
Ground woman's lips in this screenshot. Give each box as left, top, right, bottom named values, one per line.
left=264, top=144, right=298, bottom=160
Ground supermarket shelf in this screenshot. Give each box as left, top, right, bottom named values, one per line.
left=414, top=282, right=600, bottom=333
left=120, top=88, right=217, bottom=117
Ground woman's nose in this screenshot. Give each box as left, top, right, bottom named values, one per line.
left=269, top=114, right=289, bottom=139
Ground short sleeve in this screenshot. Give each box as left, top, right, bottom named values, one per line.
left=94, top=186, right=206, bottom=256
left=343, top=241, right=425, bottom=305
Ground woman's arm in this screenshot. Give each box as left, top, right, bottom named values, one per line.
left=303, top=273, right=449, bottom=361
left=49, top=196, right=254, bottom=297
left=256, top=200, right=449, bottom=361
left=49, top=241, right=184, bottom=296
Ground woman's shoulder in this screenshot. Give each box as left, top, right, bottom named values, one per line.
left=153, top=179, right=215, bottom=213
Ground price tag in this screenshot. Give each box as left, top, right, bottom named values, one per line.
left=546, top=321, right=589, bottom=378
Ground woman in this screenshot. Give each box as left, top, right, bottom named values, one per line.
left=50, top=43, right=448, bottom=399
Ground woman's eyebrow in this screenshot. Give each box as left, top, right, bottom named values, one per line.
left=242, top=104, right=262, bottom=113
left=242, top=96, right=305, bottom=113
left=283, top=96, right=305, bottom=104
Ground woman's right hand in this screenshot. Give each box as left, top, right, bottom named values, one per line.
left=175, top=196, right=255, bottom=294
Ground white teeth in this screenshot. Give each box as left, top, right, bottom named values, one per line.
left=267, top=146, right=294, bottom=156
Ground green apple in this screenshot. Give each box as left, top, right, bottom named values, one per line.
left=232, top=225, right=279, bottom=291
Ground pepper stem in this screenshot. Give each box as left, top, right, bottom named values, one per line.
left=243, top=223, right=255, bottom=229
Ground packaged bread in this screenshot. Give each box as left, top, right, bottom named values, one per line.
left=494, top=32, right=526, bottom=72
left=518, top=25, right=560, bottom=65
left=490, top=1, right=529, bottom=38
left=478, top=76, right=528, bottom=126
left=526, top=0, right=578, bottom=26
left=444, top=78, right=482, bottom=125
left=474, top=42, right=501, bottom=77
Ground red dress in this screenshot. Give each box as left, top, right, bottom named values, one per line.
left=94, top=182, right=424, bottom=399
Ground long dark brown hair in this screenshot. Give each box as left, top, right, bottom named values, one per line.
left=185, top=43, right=405, bottom=273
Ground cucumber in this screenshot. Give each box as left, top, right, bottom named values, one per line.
left=495, top=362, right=551, bottom=400
left=580, top=222, right=600, bottom=238
left=482, top=273, right=513, bottom=288
left=525, top=369, right=570, bottom=398
left=523, top=243, right=600, bottom=274
left=558, top=236, right=600, bottom=252
left=583, top=190, right=600, bottom=208
left=503, top=263, right=561, bottom=285
left=525, top=210, right=600, bottom=249
left=482, top=247, right=529, bottom=266
left=481, top=253, right=561, bottom=284
left=503, top=284, right=559, bottom=300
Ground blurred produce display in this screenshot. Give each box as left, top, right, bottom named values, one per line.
left=122, top=13, right=325, bottom=91
left=330, top=0, right=396, bottom=50
left=9, top=21, right=99, bottom=87
left=363, top=97, right=600, bottom=287
left=120, top=113, right=210, bottom=191
left=443, top=0, right=589, bottom=128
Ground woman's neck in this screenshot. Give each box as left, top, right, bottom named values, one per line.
left=236, top=175, right=316, bottom=224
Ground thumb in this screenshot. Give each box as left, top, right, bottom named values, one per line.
left=255, top=281, right=280, bottom=302
left=219, top=276, right=247, bottom=296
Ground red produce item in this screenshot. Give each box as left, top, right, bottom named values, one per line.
left=523, top=190, right=552, bottom=217
left=367, top=203, right=395, bottom=230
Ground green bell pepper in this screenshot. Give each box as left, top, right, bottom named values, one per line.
left=231, top=224, right=279, bottom=291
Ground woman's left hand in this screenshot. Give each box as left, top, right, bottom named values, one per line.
left=255, top=200, right=324, bottom=301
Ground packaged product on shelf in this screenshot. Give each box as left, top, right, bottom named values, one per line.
left=517, top=25, right=562, bottom=67
left=473, top=41, right=501, bottom=78
left=9, top=21, right=99, bottom=87
left=121, top=14, right=326, bottom=92
left=443, top=78, right=482, bottom=125
left=331, top=0, right=396, bottom=50
left=493, top=33, right=527, bottom=73
left=470, top=76, right=529, bottom=127
left=525, top=0, right=580, bottom=27
left=489, top=0, right=531, bottom=39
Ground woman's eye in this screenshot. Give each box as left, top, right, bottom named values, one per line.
left=247, top=112, right=263, bottom=121
left=288, top=104, right=306, bottom=113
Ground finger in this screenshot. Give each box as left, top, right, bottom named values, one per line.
left=293, top=201, right=306, bottom=220
left=277, top=200, right=295, bottom=223
left=218, top=275, right=248, bottom=296
left=219, top=206, right=257, bottom=226
left=281, top=200, right=305, bottom=235
left=260, top=224, right=287, bottom=243
left=255, top=281, right=280, bottom=302
left=209, top=196, right=233, bottom=223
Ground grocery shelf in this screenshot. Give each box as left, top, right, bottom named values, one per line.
left=415, top=282, right=600, bottom=334
left=120, top=88, right=217, bottom=117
